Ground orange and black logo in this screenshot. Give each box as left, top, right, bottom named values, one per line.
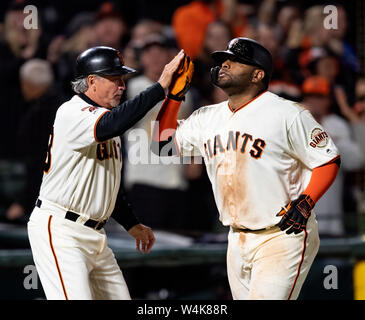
left=309, top=128, right=328, bottom=148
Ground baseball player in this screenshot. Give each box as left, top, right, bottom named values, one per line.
left=152, top=38, right=341, bottom=299
left=27, top=46, right=185, bottom=300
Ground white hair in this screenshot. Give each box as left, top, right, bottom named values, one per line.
left=71, top=75, right=104, bottom=93
left=20, top=59, right=54, bottom=86
left=71, top=77, right=89, bottom=94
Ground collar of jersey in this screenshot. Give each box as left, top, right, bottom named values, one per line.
left=78, top=93, right=103, bottom=108
left=227, top=90, right=267, bottom=113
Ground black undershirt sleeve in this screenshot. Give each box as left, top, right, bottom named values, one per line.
left=318, top=156, right=341, bottom=169
left=95, top=83, right=165, bottom=141
left=334, top=157, right=341, bottom=168
left=111, top=186, right=140, bottom=231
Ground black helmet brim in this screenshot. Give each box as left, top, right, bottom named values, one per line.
left=75, top=65, right=136, bottom=79
left=98, top=65, right=137, bottom=76
left=211, top=50, right=263, bottom=70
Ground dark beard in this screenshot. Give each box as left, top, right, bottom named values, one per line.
left=216, top=70, right=254, bottom=96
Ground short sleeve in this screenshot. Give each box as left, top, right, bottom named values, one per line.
left=175, top=109, right=203, bottom=157
left=288, top=109, right=340, bottom=169
left=63, top=105, right=110, bottom=150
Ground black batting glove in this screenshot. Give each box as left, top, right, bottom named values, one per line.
left=276, top=194, right=315, bottom=235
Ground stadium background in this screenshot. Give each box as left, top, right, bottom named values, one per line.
left=0, top=0, right=364, bottom=300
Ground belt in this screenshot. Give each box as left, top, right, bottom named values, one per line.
left=232, top=225, right=276, bottom=233
left=36, top=199, right=107, bottom=230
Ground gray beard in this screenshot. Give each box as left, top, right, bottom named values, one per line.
left=109, top=96, right=122, bottom=108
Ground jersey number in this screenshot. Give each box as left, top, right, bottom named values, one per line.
left=44, top=127, right=54, bottom=173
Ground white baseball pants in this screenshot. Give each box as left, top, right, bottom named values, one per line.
left=227, top=214, right=320, bottom=300
left=27, top=207, right=131, bottom=300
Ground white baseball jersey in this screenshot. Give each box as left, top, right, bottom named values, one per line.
left=38, top=95, right=122, bottom=221
left=175, top=91, right=340, bottom=230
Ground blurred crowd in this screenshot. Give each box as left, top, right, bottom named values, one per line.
left=0, top=0, right=364, bottom=239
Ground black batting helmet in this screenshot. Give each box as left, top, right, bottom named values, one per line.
left=211, top=37, right=273, bottom=88
left=74, top=46, right=136, bottom=79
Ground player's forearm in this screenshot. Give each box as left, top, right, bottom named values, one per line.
left=303, top=156, right=341, bottom=203
left=153, top=98, right=181, bottom=140
left=95, top=83, right=165, bottom=141
left=277, top=156, right=341, bottom=234
left=151, top=98, right=182, bottom=156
